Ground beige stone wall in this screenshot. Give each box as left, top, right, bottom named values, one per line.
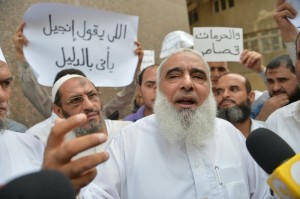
left=196, top=0, right=276, bottom=33
left=191, top=0, right=290, bottom=93
left=0, top=0, right=190, bottom=128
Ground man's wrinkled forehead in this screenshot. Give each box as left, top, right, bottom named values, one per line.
left=161, top=51, right=210, bottom=74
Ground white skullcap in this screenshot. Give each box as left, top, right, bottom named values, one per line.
left=51, top=74, right=85, bottom=102
left=0, top=48, right=7, bottom=63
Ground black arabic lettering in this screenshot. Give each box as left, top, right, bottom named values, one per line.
left=234, top=32, right=241, bottom=40
left=92, top=25, right=105, bottom=40
left=202, top=49, right=212, bottom=56
left=195, top=32, right=209, bottom=39
left=95, top=47, right=115, bottom=71
left=210, top=29, right=219, bottom=41
left=85, top=48, right=93, bottom=68
left=77, top=21, right=92, bottom=41
left=108, top=24, right=127, bottom=42
left=97, top=59, right=106, bottom=70
left=106, top=47, right=114, bottom=70
left=211, top=43, right=241, bottom=55
left=43, top=14, right=54, bottom=36
left=233, top=45, right=240, bottom=55
left=56, top=46, right=77, bottom=68
left=43, top=14, right=74, bottom=36
left=73, top=47, right=85, bottom=66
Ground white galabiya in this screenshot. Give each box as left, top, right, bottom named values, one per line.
left=81, top=49, right=274, bottom=199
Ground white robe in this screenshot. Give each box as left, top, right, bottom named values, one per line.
left=0, top=130, right=44, bottom=185
left=266, top=100, right=300, bottom=153
left=81, top=115, right=272, bottom=199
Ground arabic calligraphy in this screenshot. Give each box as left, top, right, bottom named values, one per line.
left=193, top=27, right=243, bottom=61
left=56, top=46, right=114, bottom=71
left=43, top=14, right=127, bottom=42
left=201, top=43, right=240, bottom=56
left=195, top=28, right=241, bottom=42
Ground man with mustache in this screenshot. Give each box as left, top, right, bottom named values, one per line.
left=83, top=49, right=273, bottom=198
left=123, top=64, right=158, bottom=121
left=50, top=73, right=132, bottom=157
left=208, top=61, right=229, bottom=94
left=250, top=54, right=300, bottom=121
left=215, top=73, right=265, bottom=138
left=265, top=0, right=300, bottom=153
left=0, top=54, right=108, bottom=193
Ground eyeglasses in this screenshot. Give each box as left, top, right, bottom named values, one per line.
left=65, top=91, right=101, bottom=105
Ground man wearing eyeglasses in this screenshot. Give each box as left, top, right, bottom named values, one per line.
left=0, top=50, right=108, bottom=193
left=51, top=73, right=132, bottom=158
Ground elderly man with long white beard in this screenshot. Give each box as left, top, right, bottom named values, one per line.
left=82, top=49, right=273, bottom=199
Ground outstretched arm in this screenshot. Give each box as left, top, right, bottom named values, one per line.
left=273, top=0, right=298, bottom=66
left=103, top=41, right=144, bottom=118
left=13, top=22, right=52, bottom=118
left=240, top=49, right=266, bottom=82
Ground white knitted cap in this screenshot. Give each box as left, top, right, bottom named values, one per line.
left=51, top=74, right=85, bottom=102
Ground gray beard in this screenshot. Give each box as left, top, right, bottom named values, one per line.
left=61, top=109, right=105, bottom=137
left=0, top=118, right=9, bottom=134
left=154, top=91, right=217, bottom=147
left=73, top=118, right=104, bottom=137
left=217, top=99, right=251, bottom=124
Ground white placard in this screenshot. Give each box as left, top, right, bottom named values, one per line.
left=141, top=50, right=155, bottom=71
left=193, top=27, right=243, bottom=62
left=23, top=3, right=139, bottom=87
left=160, top=31, right=193, bottom=59
left=286, top=0, right=300, bottom=30
left=0, top=48, right=6, bottom=63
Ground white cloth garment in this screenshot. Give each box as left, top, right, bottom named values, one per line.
left=81, top=115, right=273, bottom=199
left=26, top=112, right=58, bottom=145
left=251, top=118, right=265, bottom=132
left=266, top=100, right=300, bottom=153
left=0, top=130, right=44, bottom=185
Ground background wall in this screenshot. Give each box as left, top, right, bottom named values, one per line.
left=0, top=0, right=190, bottom=127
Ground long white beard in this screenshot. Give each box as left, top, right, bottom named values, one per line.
left=154, top=91, right=217, bottom=147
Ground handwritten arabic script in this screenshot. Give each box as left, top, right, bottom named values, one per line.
left=23, top=3, right=138, bottom=87
left=193, top=27, right=243, bottom=62
left=43, top=14, right=127, bottom=43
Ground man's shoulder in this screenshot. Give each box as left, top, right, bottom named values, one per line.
left=1, top=130, right=43, bottom=147
left=123, top=105, right=146, bottom=122
left=215, top=118, right=236, bottom=129
left=215, top=118, right=245, bottom=140
left=105, top=119, right=133, bottom=135
left=26, top=117, right=55, bottom=135
left=268, top=100, right=300, bottom=120
left=251, top=119, right=265, bottom=131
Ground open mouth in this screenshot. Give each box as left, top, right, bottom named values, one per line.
left=175, top=98, right=197, bottom=108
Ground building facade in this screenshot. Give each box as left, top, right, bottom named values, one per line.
left=187, top=0, right=288, bottom=90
